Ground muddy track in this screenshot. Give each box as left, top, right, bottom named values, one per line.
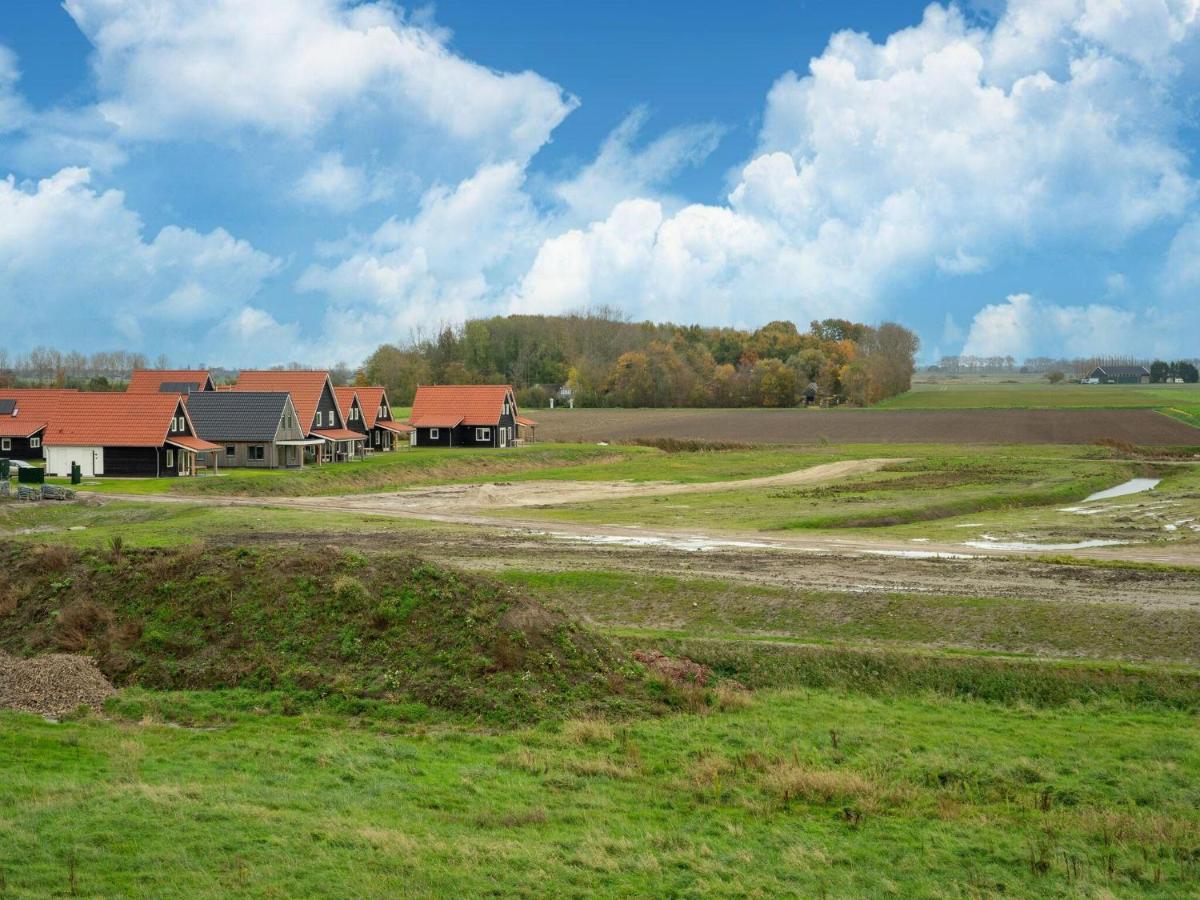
left=217, top=524, right=1200, bottom=609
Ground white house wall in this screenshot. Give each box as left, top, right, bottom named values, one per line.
left=45, top=446, right=104, bottom=477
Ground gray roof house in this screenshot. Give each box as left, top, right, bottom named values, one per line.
left=185, top=391, right=313, bottom=469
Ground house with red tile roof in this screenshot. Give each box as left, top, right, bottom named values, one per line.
left=234, top=370, right=364, bottom=462
left=127, top=369, right=216, bottom=394
left=42, top=392, right=220, bottom=478
left=334, top=386, right=412, bottom=452
left=0, top=388, right=77, bottom=460
left=408, top=385, right=528, bottom=448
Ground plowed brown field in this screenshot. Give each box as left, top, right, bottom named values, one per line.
left=531, top=407, right=1200, bottom=446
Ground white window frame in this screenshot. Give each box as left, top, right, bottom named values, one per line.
left=315, top=411, right=323, bottom=427
left=1, top=438, right=10, bottom=451
left=165, top=449, right=175, bottom=468
left=430, top=428, right=439, bottom=440
left=30, top=436, right=41, bottom=449
left=476, top=427, right=491, bottom=442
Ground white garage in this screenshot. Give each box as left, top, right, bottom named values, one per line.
left=45, top=445, right=104, bottom=478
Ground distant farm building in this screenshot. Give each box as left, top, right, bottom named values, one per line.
left=1086, top=365, right=1150, bottom=384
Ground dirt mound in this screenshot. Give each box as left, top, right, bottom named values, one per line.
left=0, top=544, right=642, bottom=723
left=633, top=649, right=710, bottom=686
left=0, top=650, right=114, bottom=717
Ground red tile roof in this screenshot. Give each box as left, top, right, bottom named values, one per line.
left=515, top=415, right=538, bottom=427
left=340, top=386, right=391, bottom=428
left=233, top=371, right=333, bottom=434
left=128, top=369, right=213, bottom=393
left=378, top=420, right=413, bottom=434
left=410, top=385, right=516, bottom=428
left=43, top=393, right=195, bottom=447
left=333, top=387, right=360, bottom=423
left=0, top=389, right=76, bottom=438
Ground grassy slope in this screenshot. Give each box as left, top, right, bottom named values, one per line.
left=3, top=690, right=1198, bottom=897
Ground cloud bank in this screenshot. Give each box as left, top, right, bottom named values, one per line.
left=0, top=0, right=1197, bottom=364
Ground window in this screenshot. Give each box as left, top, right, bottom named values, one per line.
left=30, top=437, right=40, bottom=449
left=173, top=415, right=185, bottom=432
left=315, top=411, right=323, bottom=427
left=248, top=445, right=265, bottom=461
left=378, top=404, right=386, bottom=419
left=430, top=428, right=439, bottom=440
left=476, top=427, right=491, bottom=442
left=0, top=438, right=9, bottom=451
left=225, top=445, right=236, bottom=457
left=165, top=449, right=175, bottom=468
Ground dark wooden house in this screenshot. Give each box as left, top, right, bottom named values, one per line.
left=0, top=389, right=77, bottom=460
left=128, top=369, right=217, bottom=394
left=408, top=385, right=521, bottom=448
left=42, top=393, right=220, bottom=478
left=233, top=370, right=364, bottom=462
left=335, top=386, right=412, bottom=452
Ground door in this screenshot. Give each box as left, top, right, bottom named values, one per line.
left=499, top=427, right=507, bottom=448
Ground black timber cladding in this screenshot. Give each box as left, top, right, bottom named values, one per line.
left=187, top=392, right=290, bottom=442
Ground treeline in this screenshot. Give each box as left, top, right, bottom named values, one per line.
left=1149, top=360, right=1199, bottom=383
left=362, top=311, right=919, bottom=407
left=0, top=348, right=167, bottom=390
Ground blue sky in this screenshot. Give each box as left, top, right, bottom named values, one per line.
left=0, top=1, right=1197, bottom=367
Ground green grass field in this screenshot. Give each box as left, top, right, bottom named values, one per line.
left=3, top=687, right=1198, bottom=897
left=877, top=380, right=1200, bottom=421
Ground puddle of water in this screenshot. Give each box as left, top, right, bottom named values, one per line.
left=964, top=538, right=1127, bottom=552
left=549, top=532, right=778, bottom=553
left=1083, top=478, right=1160, bottom=503
left=864, top=549, right=976, bottom=560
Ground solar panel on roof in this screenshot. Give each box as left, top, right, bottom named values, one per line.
left=158, top=382, right=196, bottom=394
left=0, top=399, right=15, bottom=415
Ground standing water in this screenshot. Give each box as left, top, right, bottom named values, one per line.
left=1082, top=478, right=1160, bottom=503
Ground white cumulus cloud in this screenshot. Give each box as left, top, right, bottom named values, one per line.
left=63, top=0, right=576, bottom=167
left=0, top=167, right=280, bottom=347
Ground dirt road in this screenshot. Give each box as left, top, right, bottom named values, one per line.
left=271, top=458, right=903, bottom=513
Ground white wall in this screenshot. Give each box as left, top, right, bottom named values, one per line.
left=45, top=446, right=104, bottom=477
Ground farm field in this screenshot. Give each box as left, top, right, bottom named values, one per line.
left=529, top=406, right=1200, bottom=445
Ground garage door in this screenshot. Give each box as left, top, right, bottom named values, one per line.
left=45, top=446, right=103, bottom=477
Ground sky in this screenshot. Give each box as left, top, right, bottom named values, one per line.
left=0, top=0, right=1197, bottom=368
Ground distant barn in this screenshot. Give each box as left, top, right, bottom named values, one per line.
left=1087, top=365, right=1150, bottom=384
